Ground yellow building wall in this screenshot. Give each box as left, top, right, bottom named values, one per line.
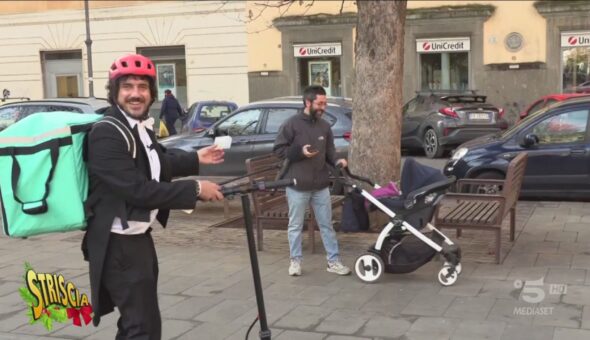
left=247, top=0, right=547, bottom=72
left=0, top=1, right=155, bottom=14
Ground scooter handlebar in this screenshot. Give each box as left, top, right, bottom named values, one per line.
left=221, top=178, right=296, bottom=196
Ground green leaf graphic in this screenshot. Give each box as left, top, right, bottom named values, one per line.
left=41, top=313, right=52, bottom=330
left=48, top=304, right=68, bottom=323
left=19, top=287, right=37, bottom=306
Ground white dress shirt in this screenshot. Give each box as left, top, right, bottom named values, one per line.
left=111, top=110, right=161, bottom=235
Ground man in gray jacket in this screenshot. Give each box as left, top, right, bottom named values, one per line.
left=273, top=85, right=350, bottom=276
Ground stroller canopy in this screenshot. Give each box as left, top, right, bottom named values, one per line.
left=399, top=158, right=446, bottom=197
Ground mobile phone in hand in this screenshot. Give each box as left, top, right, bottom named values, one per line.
left=307, top=146, right=318, bottom=153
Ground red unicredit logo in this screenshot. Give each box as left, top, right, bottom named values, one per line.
left=299, top=47, right=307, bottom=56
left=568, top=36, right=578, bottom=45
left=422, top=42, right=431, bottom=51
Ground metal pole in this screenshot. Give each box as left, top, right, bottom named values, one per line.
left=240, top=194, right=271, bottom=340
left=84, top=0, right=94, bottom=97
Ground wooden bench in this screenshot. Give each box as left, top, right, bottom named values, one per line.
left=433, top=152, right=528, bottom=264
left=246, top=153, right=344, bottom=252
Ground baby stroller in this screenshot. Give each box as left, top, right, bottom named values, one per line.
left=336, top=159, right=462, bottom=286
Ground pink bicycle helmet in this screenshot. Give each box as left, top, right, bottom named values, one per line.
left=109, top=54, right=156, bottom=81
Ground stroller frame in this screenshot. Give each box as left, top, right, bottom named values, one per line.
left=336, top=165, right=462, bottom=285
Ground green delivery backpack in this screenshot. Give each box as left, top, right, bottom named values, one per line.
left=0, top=112, right=135, bottom=238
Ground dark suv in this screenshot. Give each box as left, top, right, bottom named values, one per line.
left=0, top=97, right=109, bottom=132
left=401, top=91, right=508, bottom=158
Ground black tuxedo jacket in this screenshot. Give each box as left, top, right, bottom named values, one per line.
left=83, top=107, right=199, bottom=326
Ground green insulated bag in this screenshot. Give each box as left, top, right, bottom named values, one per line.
left=0, top=112, right=135, bottom=238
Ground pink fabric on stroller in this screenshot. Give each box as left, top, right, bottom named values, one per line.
left=365, top=181, right=401, bottom=209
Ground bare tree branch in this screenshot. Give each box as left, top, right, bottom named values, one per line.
left=339, top=0, right=345, bottom=14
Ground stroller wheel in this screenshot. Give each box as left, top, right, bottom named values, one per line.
left=438, top=266, right=458, bottom=286
left=354, top=253, right=385, bottom=283
left=444, top=262, right=462, bottom=275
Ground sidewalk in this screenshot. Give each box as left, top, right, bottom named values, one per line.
left=1, top=199, right=590, bottom=339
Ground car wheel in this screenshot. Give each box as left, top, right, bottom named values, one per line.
left=469, top=171, right=504, bottom=194
left=423, top=128, right=444, bottom=159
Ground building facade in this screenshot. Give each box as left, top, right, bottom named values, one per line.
left=0, top=1, right=249, bottom=117
left=246, top=0, right=590, bottom=123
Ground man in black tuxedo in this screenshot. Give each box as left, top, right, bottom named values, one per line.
left=83, top=54, right=224, bottom=340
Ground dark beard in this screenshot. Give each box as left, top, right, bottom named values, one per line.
left=310, top=108, right=323, bottom=121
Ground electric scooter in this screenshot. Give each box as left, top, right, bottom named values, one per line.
left=220, top=177, right=296, bottom=340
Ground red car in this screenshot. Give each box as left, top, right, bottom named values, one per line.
left=520, top=93, right=590, bottom=120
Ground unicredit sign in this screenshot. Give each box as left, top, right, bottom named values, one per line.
left=416, top=37, right=470, bottom=53
left=561, top=32, right=590, bottom=47
left=294, top=43, right=342, bottom=58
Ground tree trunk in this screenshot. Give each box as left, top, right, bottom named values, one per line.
left=349, top=0, right=406, bottom=186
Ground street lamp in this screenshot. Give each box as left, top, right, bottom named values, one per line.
left=84, top=0, right=94, bottom=97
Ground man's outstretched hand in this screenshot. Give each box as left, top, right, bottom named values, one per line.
left=197, top=145, right=224, bottom=165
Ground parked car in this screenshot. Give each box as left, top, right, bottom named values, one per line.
left=400, top=91, right=508, bottom=159
left=179, top=100, right=238, bottom=134
left=519, top=93, right=590, bottom=120
left=444, top=96, right=590, bottom=199
left=160, top=96, right=352, bottom=176
left=575, top=80, right=590, bottom=94
left=0, top=97, right=110, bottom=132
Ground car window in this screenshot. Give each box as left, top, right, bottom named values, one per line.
left=322, top=112, right=337, bottom=126
left=200, top=105, right=232, bottom=119
left=403, top=99, right=418, bottom=117
left=0, top=106, right=19, bottom=131
left=217, top=109, right=261, bottom=136
left=527, top=100, right=545, bottom=116
left=264, top=108, right=298, bottom=133
left=531, top=109, right=588, bottom=145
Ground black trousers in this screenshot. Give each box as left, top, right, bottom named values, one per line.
left=102, top=231, right=161, bottom=340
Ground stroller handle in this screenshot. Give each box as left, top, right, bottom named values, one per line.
left=334, top=164, right=375, bottom=187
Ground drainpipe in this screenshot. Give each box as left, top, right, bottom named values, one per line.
left=84, top=0, right=94, bottom=97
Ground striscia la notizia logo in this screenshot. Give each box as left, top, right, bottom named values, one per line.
left=19, top=263, right=93, bottom=330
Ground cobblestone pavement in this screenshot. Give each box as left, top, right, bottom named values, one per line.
left=2, top=198, right=590, bottom=340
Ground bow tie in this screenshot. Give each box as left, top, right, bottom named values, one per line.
left=139, top=117, right=155, bottom=131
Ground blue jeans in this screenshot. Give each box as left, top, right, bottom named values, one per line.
left=286, top=187, right=340, bottom=262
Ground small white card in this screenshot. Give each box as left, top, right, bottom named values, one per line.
left=214, top=136, right=232, bottom=149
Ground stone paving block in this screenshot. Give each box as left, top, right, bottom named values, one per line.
left=0, top=309, right=29, bottom=332
left=532, top=302, right=582, bottom=328
left=51, top=309, right=118, bottom=339
left=158, top=294, right=188, bottom=312
left=359, top=315, right=413, bottom=338
left=400, top=292, right=455, bottom=317
left=325, top=336, right=371, bottom=340
left=359, top=285, right=418, bottom=315
left=553, top=327, right=590, bottom=340
left=506, top=266, right=548, bottom=281
left=444, top=296, right=496, bottom=321
left=572, top=254, right=590, bottom=269
left=515, top=231, right=547, bottom=242
left=450, top=319, right=505, bottom=340
left=176, top=320, right=242, bottom=340
left=181, top=274, right=246, bottom=297
left=161, top=295, right=224, bottom=320
left=315, top=309, right=369, bottom=335
left=478, top=279, right=531, bottom=302
left=500, top=324, right=555, bottom=340
left=438, top=278, right=485, bottom=297
left=486, top=299, right=534, bottom=325
left=511, top=241, right=560, bottom=254
left=158, top=275, right=209, bottom=295
left=292, top=285, right=341, bottom=306
left=225, top=327, right=284, bottom=340
left=546, top=268, right=586, bottom=285
left=274, top=330, right=326, bottom=340
left=535, top=253, right=573, bottom=268
left=274, top=305, right=333, bottom=330
left=582, top=305, right=590, bottom=329
left=562, top=285, right=590, bottom=306
left=321, top=286, right=380, bottom=310
left=161, top=319, right=196, bottom=340
left=194, top=299, right=257, bottom=324
left=564, top=223, right=589, bottom=232
left=470, top=264, right=511, bottom=281
left=501, top=252, right=538, bottom=267
left=575, top=231, right=590, bottom=243
left=404, top=316, right=460, bottom=340
left=545, top=231, right=578, bottom=243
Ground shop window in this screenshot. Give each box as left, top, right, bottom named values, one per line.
left=420, top=52, right=469, bottom=91
left=137, top=46, right=187, bottom=104
left=562, top=46, right=590, bottom=92
left=298, top=57, right=342, bottom=97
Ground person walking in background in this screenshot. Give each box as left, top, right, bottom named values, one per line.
left=273, top=85, right=350, bottom=277
left=84, top=53, right=224, bottom=339
left=159, top=89, right=183, bottom=135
